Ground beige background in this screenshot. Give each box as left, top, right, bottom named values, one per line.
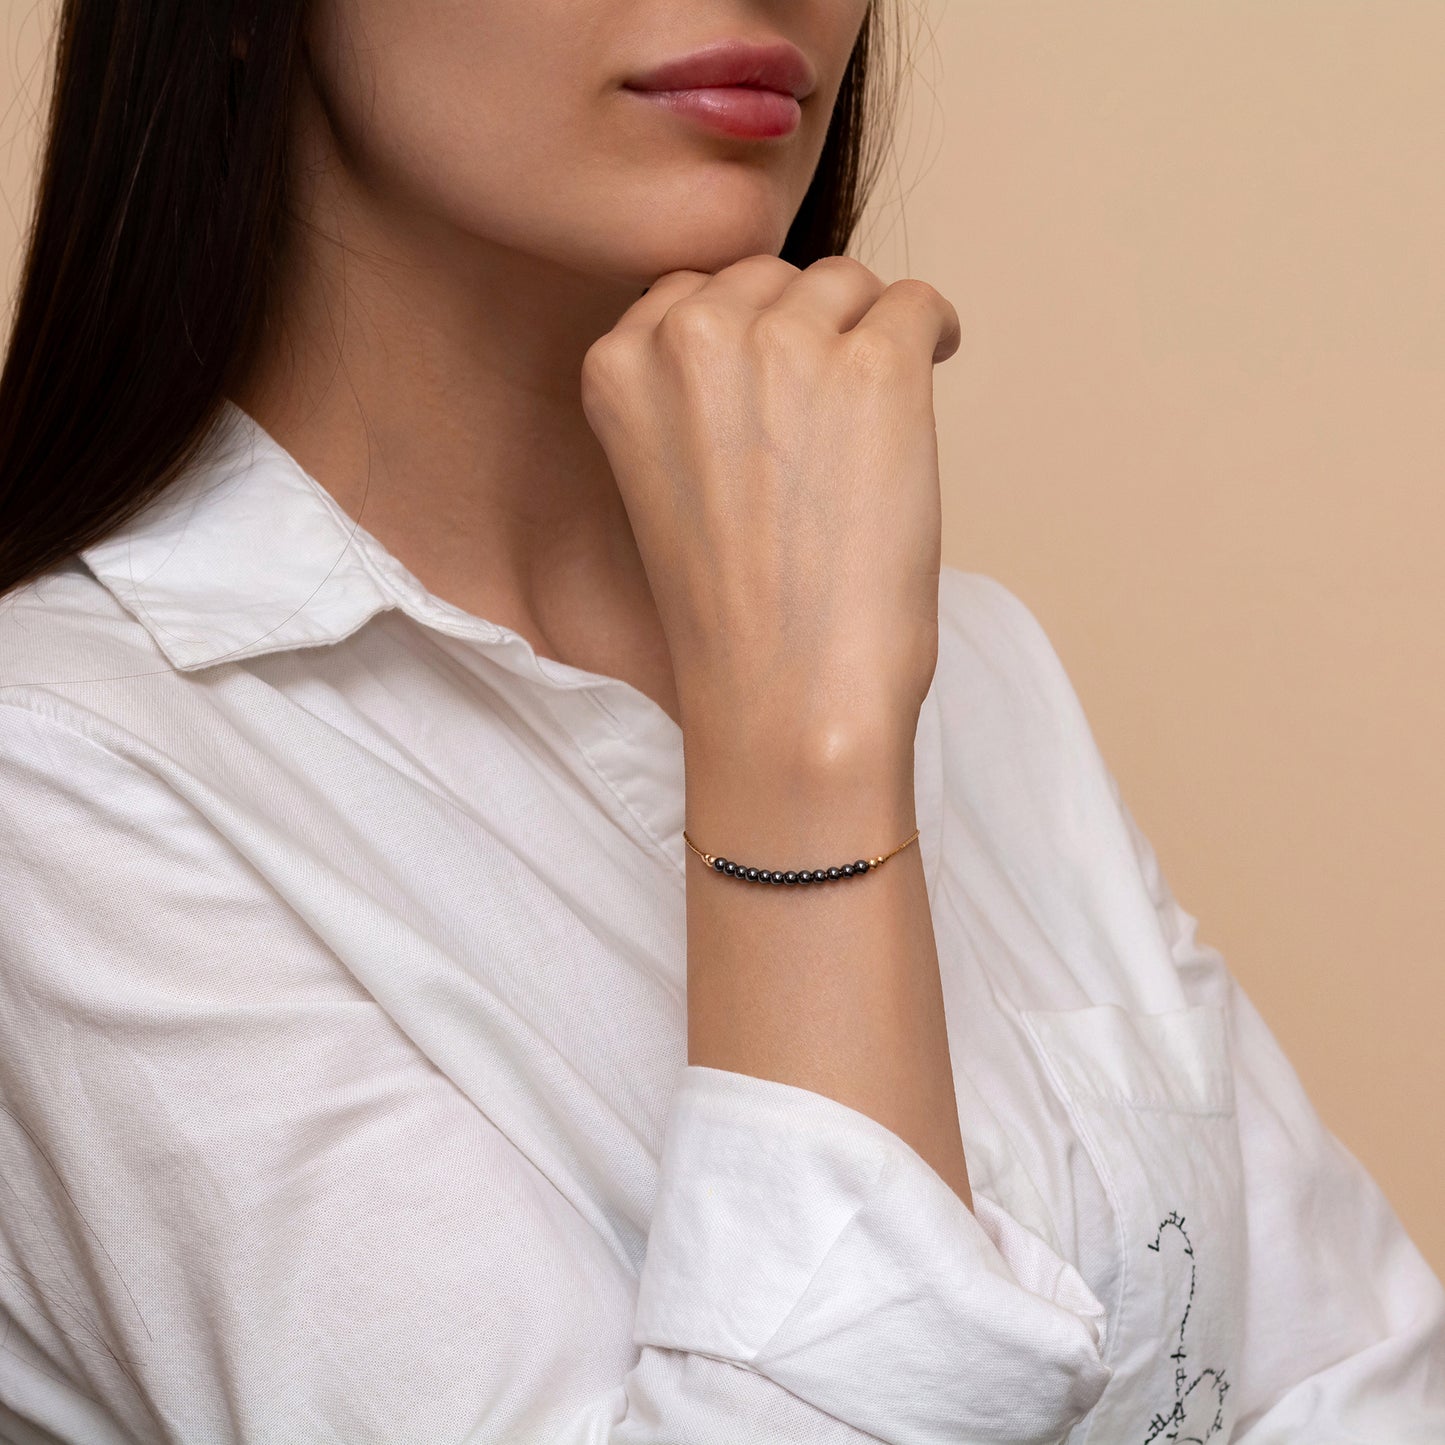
left=3, top=2, right=1441, bottom=1276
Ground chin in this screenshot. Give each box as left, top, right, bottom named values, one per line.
left=615, top=225, right=796, bottom=285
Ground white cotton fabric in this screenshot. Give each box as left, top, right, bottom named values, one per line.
left=0, top=398, right=1441, bottom=1444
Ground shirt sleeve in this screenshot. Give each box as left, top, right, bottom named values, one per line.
left=0, top=695, right=1113, bottom=1445
left=630, top=1063, right=1113, bottom=1443
left=1109, top=774, right=1445, bottom=1440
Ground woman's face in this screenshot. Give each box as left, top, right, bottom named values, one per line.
left=300, top=0, right=873, bottom=288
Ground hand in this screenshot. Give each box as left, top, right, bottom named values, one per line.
left=579, top=253, right=962, bottom=762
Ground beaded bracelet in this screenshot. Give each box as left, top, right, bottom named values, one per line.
left=681, top=826, right=920, bottom=885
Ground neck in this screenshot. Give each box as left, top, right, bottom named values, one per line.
left=229, top=75, right=674, bottom=708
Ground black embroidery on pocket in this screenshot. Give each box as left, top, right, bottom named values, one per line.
left=1142, top=1209, right=1230, bottom=1444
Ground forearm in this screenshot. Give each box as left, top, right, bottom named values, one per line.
left=681, top=720, right=973, bottom=1212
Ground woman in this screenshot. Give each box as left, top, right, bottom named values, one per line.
left=0, top=1, right=1440, bottom=1440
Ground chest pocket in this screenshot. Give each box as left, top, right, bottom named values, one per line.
left=1019, top=1002, right=1246, bottom=1445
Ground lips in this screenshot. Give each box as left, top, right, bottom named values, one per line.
left=622, top=38, right=817, bottom=102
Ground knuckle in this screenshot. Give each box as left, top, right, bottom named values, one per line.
left=730, top=253, right=801, bottom=281
left=581, top=333, right=628, bottom=386
left=655, top=298, right=727, bottom=352
left=582, top=330, right=624, bottom=367
left=580, top=334, right=640, bottom=412
left=888, top=276, right=944, bottom=306
left=807, top=254, right=876, bottom=280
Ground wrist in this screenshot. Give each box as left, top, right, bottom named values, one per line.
left=682, top=710, right=916, bottom=792
left=682, top=719, right=918, bottom=866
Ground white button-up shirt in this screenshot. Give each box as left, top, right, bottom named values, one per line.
left=1, top=398, right=1442, bottom=1444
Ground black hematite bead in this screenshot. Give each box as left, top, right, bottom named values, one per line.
left=755, top=870, right=769, bottom=882
left=713, top=857, right=727, bottom=871
left=770, top=871, right=784, bottom=884
left=722, top=861, right=735, bottom=875
left=745, top=867, right=759, bottom=881
left=841, top=864, right=854, bottom=877
left=854, top=859, right=869, bottom=873
left=798, top=870, right=813, bottom=883
left=783, top=871, right=797, bottom=884
left=827, top=867, right=842, bottom=880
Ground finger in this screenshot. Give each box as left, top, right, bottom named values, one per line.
left=683, top=252, right=802, bottom=312
left=613, top=254, right=800, bottom=337
left=848, top=278, right=963, bottom=366
left=627, top=255, right=805, bottom=340
left=609, top=268, right=714, bottom=336
left=764, top=254, right=889, bottom=337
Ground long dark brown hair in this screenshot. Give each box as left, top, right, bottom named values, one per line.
left=0, top=1, right=908, bottom=604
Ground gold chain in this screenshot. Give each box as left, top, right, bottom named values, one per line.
left=681, top=826, right=920, bottom=876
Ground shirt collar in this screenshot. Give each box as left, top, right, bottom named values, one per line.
left=77, top=398, right=546, bottom=676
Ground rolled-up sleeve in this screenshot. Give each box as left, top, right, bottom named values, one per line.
left=634, top=1063, right=1113, bottom=1445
